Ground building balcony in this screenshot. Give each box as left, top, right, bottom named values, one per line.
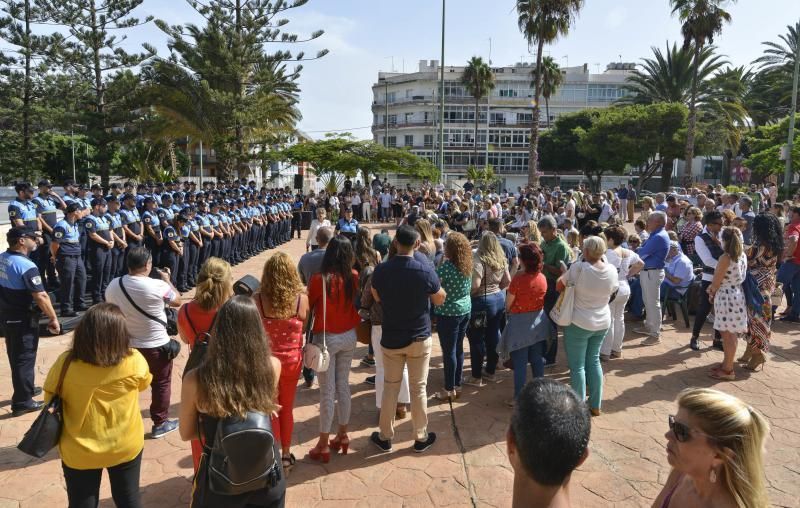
left=372, top=120, right=548, bottom=132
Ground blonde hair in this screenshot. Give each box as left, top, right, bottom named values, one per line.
left=642, top=196, right=654, bottom=210
left=527, top=220, right=541, bottom=243
left=477, top=232, right=507, bottom=271
left=415, top=219, right=436, bottom=255
left=722, top=226, right=743, bottom=262
left=259, top=252, right=304, bottom=319
left=566, top=230, right=580, bottom=250
left=582, top=236, right=607, bottom=262
left=193, top=257, right=234, bottom=311
left=678, top=388, right=769, bottom=508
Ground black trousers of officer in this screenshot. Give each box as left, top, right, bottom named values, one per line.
left=145, top=237, right=162, bottom=269
left=198, top=240, right=209, bottom=271
left=88, top=244, right=112, bottom=304
left=3, top=313, right=39, bottom=411
left=110, top=246, right=125, bottom=279
left=177, top=243, right=189, bottom=290
left=35, top=233, right=58, bottom=289
left=57, top=254, right=87, bottom=313
left=79, top=230, right=89, bottom=270
left=187, top=240, right=199, bottom=286
left=163, top=248, right=180, bottom=288
left=265, top=223, right=274, bottom=248
left=291, top=213, right=302, bottom=239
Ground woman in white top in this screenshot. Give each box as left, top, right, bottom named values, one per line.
left=600, top=226, right=643, bottom=361
left=557, top=236, right=618, bottom=416
left=306, top=207, right=331, bottom=252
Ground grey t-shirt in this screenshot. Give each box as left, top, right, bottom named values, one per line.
left=298, top=248, right=326, bottom=285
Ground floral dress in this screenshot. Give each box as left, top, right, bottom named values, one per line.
left=745, top=245, right=778, bottom=352
left=713, top=254, right=748, bottom=334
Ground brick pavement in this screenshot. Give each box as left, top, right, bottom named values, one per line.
left=1, top=226, right=799, bottom=507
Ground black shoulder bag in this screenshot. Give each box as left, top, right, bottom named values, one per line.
left=118, top=276, right=181, bottom=359
left=469, top=265, right=488, bottom=331
left=18, top=355, right=73, bottom=458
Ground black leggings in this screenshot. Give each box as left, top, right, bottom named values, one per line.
left=62, top=450, right=142, bottom=508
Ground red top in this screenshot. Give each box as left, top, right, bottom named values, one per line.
left=788, top=223, right=800, bottom=264
left=178, top=301, right=219, bottom=348
left=255, top=294, right=304, bottom=365
left=508, top=272, right=547, bottom=314
left=308, top=271, right=360, bottom=334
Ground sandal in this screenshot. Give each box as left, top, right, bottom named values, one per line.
left=281, top=453, right=296, bottom=472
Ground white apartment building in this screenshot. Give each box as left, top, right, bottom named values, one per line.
left=372, top=59, right=635, bottom=188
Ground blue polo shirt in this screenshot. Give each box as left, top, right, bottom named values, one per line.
left=337, top=218, right=359, bottom=234
left=8, top=198, right=39, bottom=230
left=638, top=226, right=670, bottom=270
left=371, top=254, right=441, bottom=349
left=0, top=250, right=44, bottom=314
left=53, top=219, right=82, bottom=256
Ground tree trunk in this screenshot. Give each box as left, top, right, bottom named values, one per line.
left=528, top=37, right=545, bottom=188
left=545, top=96, right=550, bottom=129
left=474, top=96, right=479, bottom=168
left=684, top=44, right=701, bottom=182
left=90, top=1, right=109, bottom=187
left=22, top=0, right=31, bottom=178
left=660, top=157, right=674, bottom=192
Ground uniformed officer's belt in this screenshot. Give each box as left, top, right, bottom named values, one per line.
left=63, top=240, right=79, bottom=243
left=41, top=210, right=58, bottom=214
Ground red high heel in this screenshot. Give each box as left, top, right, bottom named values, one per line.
left=308, top=443, right=330, bottom=463
left=330, top=434, right=350, bottom=455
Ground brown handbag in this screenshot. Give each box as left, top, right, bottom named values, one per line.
left=356, top=319, right=372, bottom=345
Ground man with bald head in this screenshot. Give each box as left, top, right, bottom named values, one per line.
left=298, top=226, right=333, bottom=285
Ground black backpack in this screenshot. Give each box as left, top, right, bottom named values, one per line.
left=201, top=411, right=281, bottom=496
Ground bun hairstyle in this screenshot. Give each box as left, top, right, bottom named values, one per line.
left=721, top=226, right=743, bottom=262
left=194, top=257, right=234, bottom=311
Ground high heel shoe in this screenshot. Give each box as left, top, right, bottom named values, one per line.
left=743, top=351, right=767, bottom=372
left=737, top=344, right=755, bottom=363
left=308, top=443, right=331, bottom=463
left=330, top=434, right=350, bottom=455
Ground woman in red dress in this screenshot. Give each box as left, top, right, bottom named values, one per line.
left=177, top=256, right=234, bottom=472
left=256, top=251, right=308, bottom=472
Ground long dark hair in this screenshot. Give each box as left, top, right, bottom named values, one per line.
left=354, top=226, right=380, bottom=271
left=321, top=236, right=356, bottom=302
left=197, top=296, right=278, bottom=418
left=752, top=213, right=784, bottom=259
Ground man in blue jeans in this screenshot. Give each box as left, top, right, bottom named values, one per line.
left=778, top=206, right=800, bottom=322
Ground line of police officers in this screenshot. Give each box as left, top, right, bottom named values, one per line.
left=2, top=178, right=298, bottom=416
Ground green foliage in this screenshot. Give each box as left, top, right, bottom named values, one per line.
left=743, top=117, right=800, bottom=177
left=278, top=136, right=439, bottom=188
left=466, top=165, right=497, bottom=190
left=532, top=55, right=563, bottom=126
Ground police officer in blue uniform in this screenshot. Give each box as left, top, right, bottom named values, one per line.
left=33, top=179, right=66, bottom=290
left=336, top=206, right=359, bottom=242
left=51, top=203, right=87, bottom=317
left=196, top=202, right=214, bottom=267
left=105, top=196, right=128, bottom=278
left=84, top=198, right=114, bottom=305
left=141, top=197, right=163, bottom=269
left=120, top=193, right=143, bottom=260
left=1, top=227, right=59, bottom=417
left=162, top=214, right=186, bottom=290
left=208, top=202, right=224, bottom=259
left=185, top=207, right=202, bottom=287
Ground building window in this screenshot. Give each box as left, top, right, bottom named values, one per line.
left=404, top=135, right=414, bottom=147
left=387, top=136, right=397, bottom=148
left=388, top=114, right=397, bottom=126
left=406, top=89, right=413, bottom=98
left=424, top=134, right=434, bottom=148
left=490, top=112, right=505, bottom=125
left=405, top=112, right=413, bottom=124
left=386, top=91, right=396, bottom=103
left=516, top=113, right=533, bottom=124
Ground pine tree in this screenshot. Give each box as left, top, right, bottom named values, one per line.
left=149, top=0, right=327, bottom=181
left=40, top=0, right=154, bottom=186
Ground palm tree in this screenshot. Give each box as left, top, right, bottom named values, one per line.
left=516, top=0, right=584, bottom=187
left=754, top=20, right=799, bottom=73
left=461, top=56, right=495, bottom=168
left=532, top=56, right=564, bottom=127
left=751, top=20, right=800, bottom=123
left=670, top=0, right=736, bottom=178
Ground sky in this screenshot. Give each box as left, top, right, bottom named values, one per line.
left=116, top=0, right=799, bottom=139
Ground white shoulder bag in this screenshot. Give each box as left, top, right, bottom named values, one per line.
left=303, top=275, right=330, bottom=372
left=549, top=262, right=584, bottom=327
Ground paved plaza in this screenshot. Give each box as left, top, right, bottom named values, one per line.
left=1, top=227, right=799, bottom=507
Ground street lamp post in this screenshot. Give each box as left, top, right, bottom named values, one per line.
left=438, top=0, right=446, bottom=183
left=71, top=128, right=76, bottom=183
left=784, top=38, right=800, bottom=195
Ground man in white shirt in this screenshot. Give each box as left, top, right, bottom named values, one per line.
left=691, top=211, right=724, bottom=351
left=564, top=191, right=576, bottom=220
left=380, top=191, right=392, bottom=222
left=598, top=197, right=614, bottom=223
left=105, top=247, right=181, bottom=438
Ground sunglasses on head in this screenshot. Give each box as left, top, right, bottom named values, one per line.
left=669, top=415, right=712, bottom=443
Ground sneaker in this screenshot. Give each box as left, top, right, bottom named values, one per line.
left=689, top=338, right=700, bottom=351
left=365, top=375, right=376, bottom=386
left=610, top=351, right=622, bottom=359
left=413, top=432, right=437, bottom=453
left=151, top=419, right=179, bottom=439
left=633, top=327, right=652, bottom=336
left=463, top=376, right=485, bottom=387
left=370, top=431, right=392, bottom=452
left=642, top=336, right=662, bottom=345
left=482, top=372, right=498, bottom=383
left=360, top=356, right=376, bottom=367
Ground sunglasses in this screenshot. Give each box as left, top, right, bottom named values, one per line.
left=668, top=415, right=712, bottom=443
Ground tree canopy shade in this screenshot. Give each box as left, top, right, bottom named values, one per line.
left=276, top=135, right=439, bottom=187
left=539, top=103, right=687, bottom=191
left=516, top=0, right=584, bottom=186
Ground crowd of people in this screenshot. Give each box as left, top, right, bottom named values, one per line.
left=2, top=176, right=797, bottom=507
